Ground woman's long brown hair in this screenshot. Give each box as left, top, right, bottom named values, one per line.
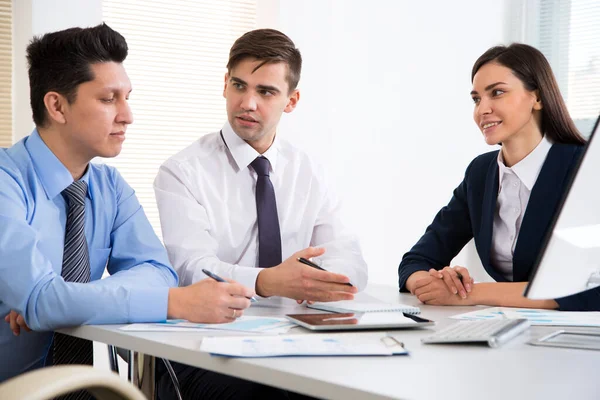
left=472, top=43, right=586, bottom=145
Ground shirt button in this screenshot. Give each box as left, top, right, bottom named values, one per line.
left=514, top=208, right=520, bottom=213
left=510, top=235, right=514, bottom=241
left=513, top=182, right=518, bottom=187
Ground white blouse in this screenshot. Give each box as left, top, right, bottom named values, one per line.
left=490, top=135, right=552, bottom=281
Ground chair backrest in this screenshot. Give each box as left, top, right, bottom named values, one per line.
left=0, top=365, right=146, bottom=400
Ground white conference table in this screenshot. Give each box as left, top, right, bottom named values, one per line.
left=60, top=284, right=600, bottom=400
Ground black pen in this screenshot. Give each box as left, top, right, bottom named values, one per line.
left=201, top=268, right=258, bottom=302
left=297, top=257, right=353, bottom=287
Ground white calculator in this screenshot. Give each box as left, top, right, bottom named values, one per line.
left=421, top=318, right=530, bottom=348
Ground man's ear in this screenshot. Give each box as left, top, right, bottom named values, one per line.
left=283, top=89, right=300, bottom=113
left=223, top=73, right=229, bottom=99
left=533, top=89, right=543, bottom=111
left=43, top=92, right=68, bottom=124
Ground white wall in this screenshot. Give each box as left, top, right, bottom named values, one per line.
left=257, top=0, right=511, bottom=286
left=13, top=0, right=508, bottom=286
left=12, top=0, right=102, bottom=142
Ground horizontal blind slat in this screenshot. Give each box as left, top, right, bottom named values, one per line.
left=102, top=0, right=256, bottom=237
left=537, top=0, right=600, bottom=127
left=0, top=0, right=10, bottom=146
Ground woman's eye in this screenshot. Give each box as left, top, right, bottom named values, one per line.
left=471, top=97, right=480, bottom=104
left=492, top=89, right=505, bottom=96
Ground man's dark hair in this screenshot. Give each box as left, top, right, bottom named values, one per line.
left=27, top=23, right=128, bottom=127
left=227, top=29, right=302, bottom=93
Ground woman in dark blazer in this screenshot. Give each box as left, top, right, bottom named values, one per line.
left=398, top=43, right=600, bottom=311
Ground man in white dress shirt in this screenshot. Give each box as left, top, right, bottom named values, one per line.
left=153, top=29, right=368, bottom=399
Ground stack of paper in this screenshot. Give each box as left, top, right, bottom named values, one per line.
left=200, top=333, right=408, bottom=357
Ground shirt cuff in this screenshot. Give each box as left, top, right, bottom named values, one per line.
left=232, top=266, right=262, bottom=293
left=128, top=286, right=170, bottom=322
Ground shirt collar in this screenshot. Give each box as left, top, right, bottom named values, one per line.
left=497, top=135, right=552, bottom=191
left=221, top=121, right=280, bottom=173
left=24, top=128, right=92, bottom=200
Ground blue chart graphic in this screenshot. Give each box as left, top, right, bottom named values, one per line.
left=159, top=317, right=293, bottom=332
left=221, top=318, right=287, bottom=331
left=454, top=307, right=600, bottom=327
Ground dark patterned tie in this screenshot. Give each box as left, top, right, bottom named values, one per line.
left=53, top=180, right=94, bottom=400
left=251, top=157, right=282, bottom=268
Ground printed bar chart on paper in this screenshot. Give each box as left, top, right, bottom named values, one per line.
left=121, top=316, right=296, bottom=333
left=451, top=307, right=600, bottom=327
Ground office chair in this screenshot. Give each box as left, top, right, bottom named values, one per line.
left=108, top=345, right=182, bottom=400
left=0, top=365, right=146, bottom=400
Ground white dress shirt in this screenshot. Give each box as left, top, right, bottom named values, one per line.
left=154, top=122, right=368, bottom=291
left=491, top=135, right=552, bottom=280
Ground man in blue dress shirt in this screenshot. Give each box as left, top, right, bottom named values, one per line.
left=0, top=23, right=254, bottom=383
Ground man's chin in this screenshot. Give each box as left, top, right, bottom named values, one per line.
left=232, top=126, right=263, bottom=142
left=97, top=146, right=123, bottom=159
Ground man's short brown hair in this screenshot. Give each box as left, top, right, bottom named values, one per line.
left=227, top=29, right=302, bottom=93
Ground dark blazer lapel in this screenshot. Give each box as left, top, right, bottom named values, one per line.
left=513, top=145, right=580, bottom=282
left=478, top=156, right=505, bottom=281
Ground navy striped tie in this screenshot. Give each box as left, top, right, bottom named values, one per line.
left=251, top=157, right=282, bottom=268
left=53, top=180, right=94, bottom=400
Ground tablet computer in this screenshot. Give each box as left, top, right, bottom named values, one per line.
left=285, top=312, right=434, bottom=331
left=529, top=329, right=600, bottom=351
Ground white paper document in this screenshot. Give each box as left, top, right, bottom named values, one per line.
left=120, top=324, right=213, bottom=332
left=308, top=300, right=420, bottom=315
left=451, top=307, right=600, bottom=327
left=120, top=316, right=296, bottom=334
left=200, top=333, right=408, bottom=357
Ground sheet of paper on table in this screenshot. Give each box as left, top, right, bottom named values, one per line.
left=120, top=316, right=296, bottom=334
left=200, top=332, right=409, bottom=357
left=451, top=307, right=600, bottom=327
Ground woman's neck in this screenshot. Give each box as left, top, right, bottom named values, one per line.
left=501, top=131, right=543, bottom=167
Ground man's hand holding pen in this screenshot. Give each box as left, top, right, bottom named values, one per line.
left=255, top=247, right=357, bottom=302
left=167, top=278, right=255, bottom=323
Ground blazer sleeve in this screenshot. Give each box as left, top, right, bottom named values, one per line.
left=398, top=160, right=476, bottom=291
left=555, top=287, right=600, bottom=311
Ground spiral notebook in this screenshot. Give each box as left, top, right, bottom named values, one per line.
left=307, top=300, right=421, bottom=315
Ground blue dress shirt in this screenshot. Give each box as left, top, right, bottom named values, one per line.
left=0, top=130, right=179, bottom=381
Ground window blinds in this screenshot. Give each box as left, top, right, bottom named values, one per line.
left=0, top=0, right=12, bottom=148
left=102, top=0, right=256, bottom=237
left=538, top=0, right=600, bottom=136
